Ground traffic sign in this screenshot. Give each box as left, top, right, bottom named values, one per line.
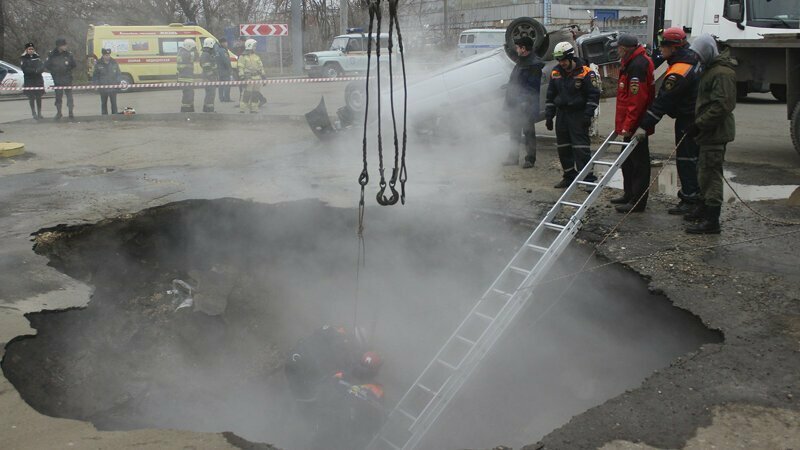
left=240, top=24, right=289, bottom=36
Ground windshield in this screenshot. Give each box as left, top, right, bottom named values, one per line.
left=330, top=37, right=348, bottom=51
left=749, top=0, right=800, bottom=26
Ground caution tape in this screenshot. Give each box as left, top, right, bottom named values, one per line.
left=0, top=76, right=367, bottom=91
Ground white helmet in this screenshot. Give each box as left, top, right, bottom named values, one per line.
left=553, top=41, right=575, bottom=60
left=203, top=38, right=216, bottom=49
left=245, top=39, right=257, bottom=51
left=182, top=39, right=196, bottom=51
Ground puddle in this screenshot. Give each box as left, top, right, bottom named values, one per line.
left=604, top=163, right=799, bottom=202
left=2, top=199, right=721, bottom=449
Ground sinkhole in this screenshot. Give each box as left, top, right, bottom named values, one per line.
left=2, top=199, right=721, bottom=449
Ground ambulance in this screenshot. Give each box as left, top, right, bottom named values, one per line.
left=86, top=23, right=237, bottom=89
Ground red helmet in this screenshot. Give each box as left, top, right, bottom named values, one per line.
left=360, top=351, right=382, bottom=372
left=660, top=27, right=687, bottom=47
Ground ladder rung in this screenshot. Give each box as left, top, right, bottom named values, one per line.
left=474, top=311, right=494, bottom=321
left=508, top=265, right=530, bottom=275
left=396, top=407, right=418, bottom=422
left=380, top=436, right=403, bottom=450
left=491, top=288, right=513, bottom=297
left=592, top=160, right=615, bottom=166
left=437, top=359, right=457, bottom=370
left=609, top=140, right=628, bottom=145
left=455, top=334, right=476, bottom=346
left=526, top=244, right=549, bottom=253
left=560, top=201, right=583, bottom=208
left=416, top=383, right=437, bottom=395
left=544, top=222, right=566, bottom=231
left=577, top=181, right=599, bottom=187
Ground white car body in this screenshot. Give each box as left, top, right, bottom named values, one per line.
left=457, top=29, right=507, bottom=59
left=0, top=59, right=55, bottom=95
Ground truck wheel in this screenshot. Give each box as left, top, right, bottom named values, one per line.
left=504, top=17, right=547, bottom=61
left=345, top=81, right=367, bottom=112
left=771, top=83, right=787, bottom=103
left=791, top=102, right=800, bottom=159
left=322, top=63, right=342, bottom=79
left=119, top=74, right=134, bottom=92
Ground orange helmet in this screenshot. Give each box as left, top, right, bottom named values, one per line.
left=660, top=27, right=687, bottom=47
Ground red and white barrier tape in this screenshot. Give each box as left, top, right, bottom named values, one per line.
left=0, top=76, right=367, bottom=91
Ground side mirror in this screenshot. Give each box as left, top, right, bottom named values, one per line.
left=723, top=0, right=744, bottom=23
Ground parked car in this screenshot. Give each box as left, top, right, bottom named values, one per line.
left=0, top=59, right=55, bottom=95
left=304, top=31, right=390, bottom=78
left=457, top=29, right=506, bottom=59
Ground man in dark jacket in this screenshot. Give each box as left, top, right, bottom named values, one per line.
left=684, top=34, right=736, bottom=234
left=200, top=38, right=219, bottom=112
left=544, top=41, right=601, bottom=188
left=92, top=48, right=122, bottom=115
left=638, top=27, right=701, bottom=215
left=612, top=34, right=655, bottom=213
left=216, top=38, right=233, bottom=102
left=21, top=42, right=45, bottom=120
left=503, top=36, right=544, bottom=168
left=45, top=38, right=77, bottom=120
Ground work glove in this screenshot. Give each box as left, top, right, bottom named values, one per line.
left=685, top=123, right=700, bottom=138
left=545, top=118, right=554, bottom=131
left=633, top=128, right=648, bottom=141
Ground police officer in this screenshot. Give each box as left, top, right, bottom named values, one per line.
left=503, top=36, right=544, bottom=169
left=612, top=34, right=655, bottom=213
left=21, top=42, right=45, bottom=120
left=238, top=39, right=264, bottom=114
left=177, top=39, right=197, bottom=112
left=44, top=38, right=76, bottom=120
left=684, top=34, right=737, bottom=234
left=637, top=27, right=701, bottom=215
left=92, top=48, right=122, bottom=115
left=544, top=41, right=601, bottom=188
left=199, top=38, right=219, bottom=113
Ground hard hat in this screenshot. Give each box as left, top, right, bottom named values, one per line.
left=659, top=27, right=688, bottom=47
left=245, top=39, right=257, bottom=51
left=358, top=351, right=383, bottom=375
left=182, top=39, right=196, bottom=50
left=553, top=41, right=575, bottom=60
left=203, top=37, right=216, bottom=49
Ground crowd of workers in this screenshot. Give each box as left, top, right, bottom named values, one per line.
left=504, top=28, right=736, bottom=235
left=15, top=36, right=266, bottom=119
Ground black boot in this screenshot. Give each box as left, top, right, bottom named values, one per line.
left=683, top=202, right=705, bottom=222
left=668, top=200, right=695, bottom=215
left=686, top=206, right=721, bottom=234
left=610, top=194, right=630, bottom=204
left=615, top=202, right=646, bottom=213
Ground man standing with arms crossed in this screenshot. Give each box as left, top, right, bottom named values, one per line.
left=637, top=27, right=701, bottom=215
left=503, top=36, right=544, bottom=169
left=613, top=34, right=655, bottom=213
left=544, top=41, right=601, bottom=188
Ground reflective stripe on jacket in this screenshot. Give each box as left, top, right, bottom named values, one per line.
left=177, top=48, right=195, bottom=82
left=238, top=52, right=264, bottom=80
left=640, top=46, right=700, bottom=130
left=545, top=58, right=601, bottom=120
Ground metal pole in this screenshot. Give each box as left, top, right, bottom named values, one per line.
left=544, top=0, right=552, bottom=25
left=291, top=0, right=303, bottom=75
left=340, top=0, right=349, bottom=34
left=279, top=36, right=284, bottom=74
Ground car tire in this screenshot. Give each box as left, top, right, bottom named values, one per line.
left=791, top=101, right=800, bottom=159
left=322, top=64, right=342, bottom=79
left=771, top=83, right=787, bottom=103
left=120, top=73, right=134, bottom=92
left=504, top=17, right=548, bottom=61
left=345, top=81, right=368, bottom=112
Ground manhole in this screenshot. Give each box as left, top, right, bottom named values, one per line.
left=2, top=199, right=721, bottom=449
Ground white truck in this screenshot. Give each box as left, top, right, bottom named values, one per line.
left=652, top=0, right=800, bottom=156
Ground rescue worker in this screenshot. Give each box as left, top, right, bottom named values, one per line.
left=92, top=48, right=122, bottom=115
left=612, top=34, right=655, bottom=213
left=684, top=34, right=737, bottom=234
left=177, top=39, right=197, bottom=112
left=637, top=27, right=701, bottom=215
left=44, top=38, right=76, bottom=120
left=238, top=39, right=264, bottom=114
left=503, top=36, right=544, bottom=169
left=199, top=38, right=219, bottom=113
left=310, top=371, right=385, bottom=450
left=544, top=41, right=601, bottom=188
left=20, top=42, right=45, bottom=120
left=216, top=38, right=233, bottom=102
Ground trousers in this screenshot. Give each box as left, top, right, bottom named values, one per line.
left=674, top=115, right=700, bottom=201
left=621, top=136, right=651, bottom=208
left=698, top=144, right=726, bottom=207
left=555, top=109, right=592, bottom=178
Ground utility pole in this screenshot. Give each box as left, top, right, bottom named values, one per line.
left=292, top=0, right=303, bottom=75
left=443, top=0, right=448, bottom=41
left=340, top=0, right=349, bottom=34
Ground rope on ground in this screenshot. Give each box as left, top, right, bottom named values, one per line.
left=723, top=176, right=800, bottom=226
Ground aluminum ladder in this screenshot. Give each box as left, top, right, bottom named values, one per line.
left=367, top=132, right=641, bottom=450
